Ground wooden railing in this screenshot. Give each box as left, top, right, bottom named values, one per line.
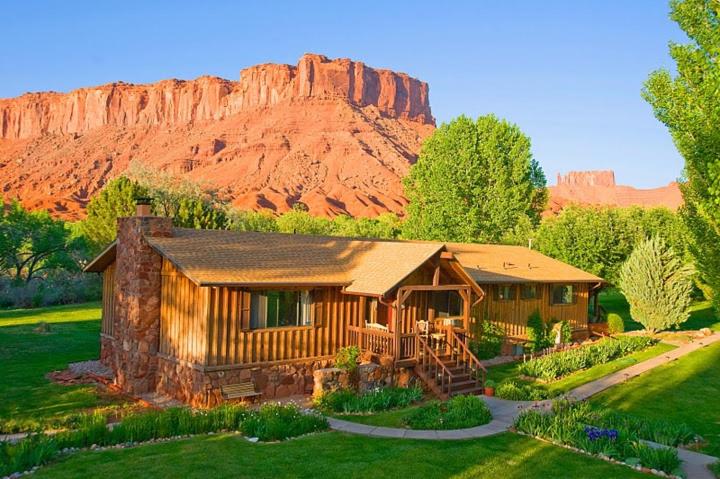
left=417, top=336, right=454, bottom=397
left=448, top=330, right=487, bottom=387
left=398, top=333, right=417, bottom=360
left=348, top=325, right=395, bottom=357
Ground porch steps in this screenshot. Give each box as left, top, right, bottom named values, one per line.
left=414, top=353, right=485, bottom=400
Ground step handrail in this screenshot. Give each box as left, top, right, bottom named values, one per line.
left=417, top=335, right=454, bottom=395
left=450, top=330, right=487, bottom=386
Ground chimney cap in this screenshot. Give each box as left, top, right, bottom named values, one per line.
left=135, top=196, right=153, bottom=206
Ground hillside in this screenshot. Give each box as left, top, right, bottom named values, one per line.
left=0, top=54, right=435, bottom=219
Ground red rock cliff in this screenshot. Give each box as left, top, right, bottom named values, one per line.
left=0, top=54, right=435, bottom=219
left=0, top=54, right=433, bottom=140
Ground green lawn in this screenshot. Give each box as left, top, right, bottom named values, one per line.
left=590, top=341, right=720, bottom=457
left=486, top=342, right=676, bottom=397
left=0, top=302, right=128, bottom=433
left=599, top=289, right=719, bottom=332
left=33, top=431, right=648, bottom=479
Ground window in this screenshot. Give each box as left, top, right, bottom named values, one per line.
left=520, top=284, right=538, bottom=300
left=551, top=285, right=576, bottom=305
left=496, top=285, right=516, bottom=301
left=250, top=290, right=312, bottom=329
left=431, top=291, right=463, bottom=317
left=365, top=297, right=385, bottom=326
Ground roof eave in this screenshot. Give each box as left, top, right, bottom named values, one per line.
left=83, top=241, right=117, bottom=273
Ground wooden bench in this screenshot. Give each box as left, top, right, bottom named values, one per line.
left=221, top=381, right=261, bottom=401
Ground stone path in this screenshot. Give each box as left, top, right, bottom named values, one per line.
left=328, top=334, right=720, bottom=478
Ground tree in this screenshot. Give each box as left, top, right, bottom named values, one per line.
left=276, top=205, right=333, bottom=235
left=331, top=213, right=402, bottom=239
left=402, top=115, right=547, bottom=243
left=0, top=200, right=79, bottom=283
left=618, top=236, right=694, bottom=333
left=226, top=209, right=279, bottom=232
left=80, top=176, right=147, bottom=252
left=643, top=0, right=720, bottom=311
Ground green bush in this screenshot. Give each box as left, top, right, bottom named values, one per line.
left=710, top=461, right=720, bottom=479
left=314, top=386, right=423, bottom=414
left=470, top=321, right=504, bottom=359
left=0, top=403, right=327, bottom=476
left=607, top=313, right=625, bottom=334
left=495, top=379, right=547, bottom=401
left=527, top=310, right=552, bottom=352
left=334, top=346, right=360, bottom=373
left=518, top=336, right=655, bottom=380
left=403, top=395, right=492, bottom=430
left=514, top=400, right=683, bottom=474
left=551, top=320, right=572, bottom=344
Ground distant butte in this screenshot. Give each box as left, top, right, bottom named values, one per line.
left=547, top=170, right=683, bottom=214
left=0, top=53, right=434, bottom=219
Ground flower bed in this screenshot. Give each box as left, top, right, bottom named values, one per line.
left=403, top=395, right=492, bottom=430
left=495, top=379, right=548, bottom=401
left=518, top=336, right=656, bottom=381
left=314, top=386, right=423, bottom=414
left=514, top=400, right=685, bottom=476
left=0, top=403, right=328, bottom=477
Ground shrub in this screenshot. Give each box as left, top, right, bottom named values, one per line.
left=470, top=321, right=504, bottom=359
left=526, top=310, right=552, bottom=352
left=710, top=461, right=720, bottom=479
left=334, top=346, right=360, bottom=373
left=314, top=386, right=423, bottom=414
left=618, top=236, right=694, bottom=333
left=240, top=403, right=328, bottom=441
left=495, top=379, right=547, bottom=401
left=514, top=400, right=682, bottom=474
left=550, top=320, right=572, bottom=345
left=607, top=313, right=625, bottom=334
left=403, top=395, right=492, bottom=430
left=518, top=336, right=655, bottom=381
left=0, top=273, right=102, bottom=309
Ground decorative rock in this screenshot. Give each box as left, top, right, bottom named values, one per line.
left=312, top=368, right=348, bottom=398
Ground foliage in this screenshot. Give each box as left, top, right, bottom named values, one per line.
left=331, top=213, right=402, bottom=239
left=514, top=400, right=681, bottom=474
left=0, top=272, right=101, bottom=309
left=711, top=461, right=720, bottom=479
left=0, top=403, right=327, bottom=476
left=403, top=395, right=492, bottom=430
left=518, top=336, right=656, bottom=381
left=275, top=204, right=333, bottom=235
left=495, top=379, right=547, bottom=401
left=551, top=319, right=572, bottom=345
left=0, top=200, right=85, bottom=283
left=333, top=346, right=360, bottom=373
left=595, top=410, right=696, bottom=447
left=470, top=321, right=504, bottom=359
left=226, top=209, right=279, bottom=232
left=526, top=310, right=552, bottom=352
left=535, top=205, right=688, bottom=284
left=402, top=114, right=547, bottom=243
left=607, top=313, right=625, bottom=334
left=643, top=0, right=720, bottom=312
left=80, top=176, right=148, bottom=252
left=619, top=236, right=694, bottom=333
left=314, top=386, right=423, bottom=414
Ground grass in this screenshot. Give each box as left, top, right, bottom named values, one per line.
left=0, top=302, right=129, bottom=432
left=599, top=289, right=719, bottom=332
left=486, top=342, right=675, bottom=397
left=31, top=431, right=648, bottom=479
left=590, top=341, right=720, bottom=457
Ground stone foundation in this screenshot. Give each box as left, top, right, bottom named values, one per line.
left=156, top=357, right=334, bottom=408
left=100, top=336, right=116, bottom=370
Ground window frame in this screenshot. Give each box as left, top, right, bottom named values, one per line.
left=249, top=290, right=314, bottom=330
left=550, top=284, right=577, bottom=306
left=520, top=284, right=539, bottom=301
left=495, top=284, right=516, bottom=301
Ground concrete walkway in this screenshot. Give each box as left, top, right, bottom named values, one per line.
left=328, top=334, right=720, bottom=478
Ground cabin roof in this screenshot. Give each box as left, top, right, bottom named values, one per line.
left=444, top=242, right=603, bottom=284
left=85, top=228, right=603, bottom=294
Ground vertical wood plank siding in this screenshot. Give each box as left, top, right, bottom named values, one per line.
left=159, top=260, right=207, bottom=363
left=101, top=263, right=116, bottom=335
left=205, top=286, right=360, bottom=366
left=472, top=283, right=590, bottom=339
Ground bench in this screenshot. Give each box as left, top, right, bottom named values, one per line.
left=220, top=381, right=262, bottom=401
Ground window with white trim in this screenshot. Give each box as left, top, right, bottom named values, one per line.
left=250, top=290, right=313, bottom=329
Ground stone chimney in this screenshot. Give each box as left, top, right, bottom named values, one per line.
left=111, top=201, right=173, bottom=394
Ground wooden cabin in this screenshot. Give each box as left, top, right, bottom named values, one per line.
left=85, top=211, right=603, bottom=406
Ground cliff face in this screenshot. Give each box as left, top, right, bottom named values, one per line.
left=548, top=170, right=683, bottom=214
left=0, top=54, right=434, bottom=218
left=0, top=54, right=432, bottom=140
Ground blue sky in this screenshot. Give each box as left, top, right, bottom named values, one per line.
left=1, top=1, right=685, bottom=187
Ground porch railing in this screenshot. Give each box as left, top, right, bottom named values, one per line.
left=448, top=330, right=486, bottom=387
left=348, top=325, right=394, bottom=357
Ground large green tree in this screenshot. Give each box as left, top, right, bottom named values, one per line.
left=402, top=115, right=547, bottom=243
left=618, top=236, right=694, bottom=333
left=643, top=0, right=720, bottom=310
left=0, top=200, right=80, bottom=283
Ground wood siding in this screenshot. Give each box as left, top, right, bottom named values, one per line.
left=101, top=262, right=116, bottom=336
left=205, top=286, right=362, bottom=367
left=473, top=283, right=590, bottom=339
left=159, top=260, right=207, bottom=363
